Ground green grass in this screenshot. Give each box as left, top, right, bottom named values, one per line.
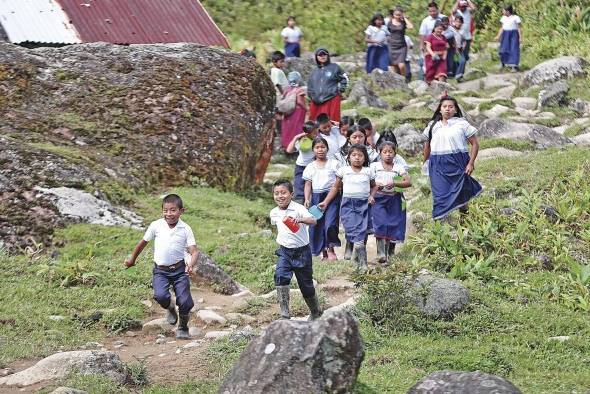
left=478, top=99, right=514, bottom=112
left=564, top=124, right=589, bottom=138
left=479, top=138, right=535, bottom=151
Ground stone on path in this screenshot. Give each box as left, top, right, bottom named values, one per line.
left=369, top=69, right=410, bottom=91
left=512, top=97, right=537, bottom=110
left=219, top=310, right=364, bottom=394
left=569, top=98, right=590, bottom=115
left=205, top=330, right=232, bottom=340
left=142, top=318, right=175, bottom=334
left=483, top=104, right=511, bottom=119
left=0, top=351, right=128, bottom=387
left=412, top=274, right=470, bottom=318
left=538, top=80, right=569, bottom=108
left=430, top=80, right=455, bottom=97
left=191, top=252, right=245, bottom=295
left=572, top=132, right=590, bottom=146
left=523, top=56, right=588, bottom=86
left=347, top=80, right=389, bottom=109
left=479, top=119, right=572, bottom=148
left=408, top=370, right=522, bottom=393
left=323, top=296, right=359, bottom=314
left=461, top=97, right=494, bottom=106
left=225, top=313, right=256, bottom=325
left=196, top=309, right=227, bottom=326
left=51, top=388, right=88, bottom=394
left=493, top=85, right=517, bottom=99
left=409, top=80, right=429, bottom=96
left=478, top=148, right=524, bottom=160
left=189, top=326, right=204, bottom=338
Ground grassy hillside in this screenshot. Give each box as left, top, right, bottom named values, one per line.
left=204, top=0, right=590, bottom=63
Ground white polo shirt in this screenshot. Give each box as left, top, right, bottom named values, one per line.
left=422, top=117, right=477, bottom=155
left=143, top=218, right=196, bottom=266
left=370, top=161, right=408, bottom=194
left=336, top=166, right=376, bottom=199
left=270, top=201, right=314, bottom=248
left=320, top=127, right=347, bottom=160
left=302, top=160, right=339, bottom=193
left=419, top=14, right=446, bottom=37
left=281, top=26, right=303, bottom=43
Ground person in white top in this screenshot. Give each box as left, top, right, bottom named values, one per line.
left=495, top=5, right=523, bottom=71
left=365, top=13, right=390, bottom=73
left=302, top=137, right=341, bottom=260
left=270, top=51, right=289, bottom=101
left=419, top=2, right=446, bottom=50
left=316, top=113, right=347, bottom=159
left=124, top=194, right=199, bottom=339
left=269, top=179, right=322, bottom=320
left=286, top=121, right=318, bottom=203
left=451, top=0, right=476, bottom=62
left=281, top=16, right=303, bottom=58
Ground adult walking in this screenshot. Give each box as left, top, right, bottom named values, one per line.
left=422, top=96, right=482, bottom=220
left=280, top=71, right=308, bottom=150
left=424, top=21, right=448, bottom=83
left=495, top=5, right=522, bottom=72
left=281, top=16, right=303, bottom=58
left=364, top=13, right=390, bottom=73
left=419, top=2, right=446, bottom=50
left=451, top=0, right=476, bottom=63
left=387, top=6, right=414, bottom=77
left=307, top=48, right=348, bottom=123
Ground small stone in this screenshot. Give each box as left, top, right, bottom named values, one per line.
left=0, top=368, right=14, bottom=377
left=155, top=337, right=166, bottom=345
left=49, top=315, right=65, bottom=321
left=197, top=310, right=227, bottom=326
left=182, top=341, right=201, bottom=350
left=483, top=104, right=511, bottom=119
left=197, top=298, right=204, bottom=303
left=205, top=306, right=223, bottom=311
left=158, top=353, right=166, bottom=357
left=50, top=387, right=88, bottom=394
left=548, top=336, right=570, bottom=342
left=264, top=343, right=276, bottom=354
left=225, top=313, right=256, bottom=325
left=113, top=340, right=126, bottom=349
left=189, top=327, right=204, bottom=338
left=140, top=300, right=153, bottom=308
left=513, top=97, right=537, bottom=110
left=125, top=331, right=138, bottom=337
left=259, top=229, right=273, bottom=238
left=83, top=342, right=103, bottom=349
left=142, top=318, right=175, bottom=334
left=205, top=330, right=232, bottom=339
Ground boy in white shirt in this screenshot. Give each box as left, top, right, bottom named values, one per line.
left=125, top=194, right=199, bottom=339
left=270, top=51, right=289, bottom=102
left=281, top=16, right=303, bottom=58
left=269, top=179, right=322, bottom=320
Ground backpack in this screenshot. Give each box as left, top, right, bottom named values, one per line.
left=277, top=88, right=298, bottom=115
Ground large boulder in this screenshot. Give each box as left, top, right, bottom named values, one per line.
left=369, top=69, right=410, bottom=92
left=479, top=119, right=573, bottom=149
left=347, top=80, right=389, bottom=109
left=284, top=56, right=316, bottom=83
left=393, top=123, right=427, bottom=156
left=412, top=274, right=470, bottom=318
left=219, top=310, right=364, bottom=394
left=0, top=351, right=128, bottom=387
left=538, top=80, right=569, bottom=108
left=572, top=132, right=590, bottom=146
left=0, top=42, right=274, bottom=252
left=408, top=370, right=522, bottom=393
left=523, top=56, right=588, bottom=86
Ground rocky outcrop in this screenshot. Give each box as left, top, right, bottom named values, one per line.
left=412, top=274, right=470, bottom=318
left=347, top=80, right=389, bottom=109
left=284, top=56, right=316, bottom=83
left=538, top=80, right=569, bottom=108
left=479, top=119, right=573, bottom=149
left=0, top=42, right=274, bottom=252
left=192, top=252, right=245, bottom=295
left=369, top=69, right=410, bottom=92
left=393, top=124, right=427, bottom=156
left=523, top=56, right=588, bottom=86
left=219, top=310, right=364, bottom=393
left=408, top=370, right=522, bottom=394
left=0, top=351, right=128, bottom=387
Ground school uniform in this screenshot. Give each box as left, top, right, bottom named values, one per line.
left=320, top=126, right=347, bottom=160
left=270, top=67, right=288, bottom=105
left=499, top=15, right=521, bottom=68
left=143, top=218, right=196, bottom=314
left=337, top=166, right=375, bottom=243
left=293, top=138, right=315, bottom=202
left=365, top=25, right=390, bottom=73
left=454, top=8, right=473, bottom=61
left=269, top=201, right=316, bottom=298
left=370, top=161, right=408, bottom=242
left=281, top=26, right=303, bottom=58
left=449, top=26, right=467, bottom=78
left=423, top=117, right=482, bottom=219
left=302, top=160, right=341, bottom=256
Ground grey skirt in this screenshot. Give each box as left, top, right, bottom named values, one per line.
left=389, top=46, right=407, bottom=65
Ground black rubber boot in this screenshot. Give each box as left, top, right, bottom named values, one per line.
left=388, top=242, right=396, bottom=258
left=166, top=304, right=178, bottom=325
left=276, top=285, right=291, bottom=319
left=176, top=314, right=190, bottom=340
left=343, top=241, right=354, bottom=260
left=357, top=245, right=368, bottom=273
left=376, top=238, right=387, bottom=264
left=304, top=295, right=323, bottom=321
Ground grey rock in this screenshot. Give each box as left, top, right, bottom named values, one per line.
left=51, top=388, right=88, bottom=394
left=412, top=274, right=470, bottom=318
left=392, top=124, right=428, bottom=156
left=478, top=119, right=572, bottom=149
left=537, top=254, right=553, bottom=270
left=540, top=204, right=559, bottom=223
left=538, top=80, right=569, bottom=108
left=462, top=68, right=486, bottom=81
left=205, top=330, right=232, bottom=339
left=499, top=207, right=518, bottom=216
left=572, top=132, right=590, bottom=146
left=189, top=326, right=204, bottom=338
left=409, top=80, right=429, bottom=95
left=430, top=80, right=455, bottom=97
left=285, top=57, right=316, bottom=83
left=0, top=351, right=128, bottom=387
left=523, top=56, right=589, bottom=86
left=259, top=229, right=273, bottom=238
left=142, top=318, right=175, bottom=334
left=569, top=98, right=590, bottom=114
left=493, top=85, right=517, bottom=99
left=228, top=328, right=258, bottom=342
left=408, top=370, right=522, bottom=393
left=196, top=309, right=227, bottom=326
left=369, top=69, right=410, bottom=91
left=225, top=312, right=256, bottom=324
left=347, top=80, right=389, bottom=109
left=483, top=104, right=511, bottom=119
left=219, top=310, right=364, bottom=394
left=512, top=97, right=538, bottom=110
left=193, top=252, right=244, bottom=295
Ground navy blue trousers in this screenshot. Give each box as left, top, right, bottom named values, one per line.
left=293, top=164, right=306, bottom=203
left=152, top=263, right=194, bottom=315
left=274, top=245, right=315, bottom=298
left=309, top=191, right=341, bottom=255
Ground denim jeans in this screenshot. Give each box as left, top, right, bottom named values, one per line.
left=153, top=263, right=194, bottom=314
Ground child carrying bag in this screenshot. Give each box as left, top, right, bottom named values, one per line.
left=277, top=88, right=298, bottom=115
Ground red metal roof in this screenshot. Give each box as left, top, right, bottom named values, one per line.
left=55, top=0, right=228, bottom=47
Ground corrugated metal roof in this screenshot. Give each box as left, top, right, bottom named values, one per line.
left=0, top=0, right=81, bottom=44
left=56, top=0, right=229, bottom=47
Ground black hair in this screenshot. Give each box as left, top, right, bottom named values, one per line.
left=454, top=14, right=464, bottom=23
left=303, top=120, right=317, bottom=134
left=162, top=194, right=183, bottom=209
left=339, top=125, right=366, bottom=157
left=271, top=51, right=285, bottom=63
left=287, top=16, right=296, bottom=23
left=357, top=117, right=373, bottom=131
left=347, top=144, right=370, bottom=167
left=427, top=96, right=463, bottom=141
left=376, top=128, right=398, bottom=148
left=432, top=20, right=444, bottom=32
left=428, top=2, right=439, bottom=9
left=340, top=116, right=355, bottom=128
left=441, top=16, right=449, bottom=24
left=316, top=113, right=331, bottom=125
left=378, top=140, right=397, bottom=153
left=273, top=179, right=293, bottom=193
left=312, top=136, right=329, bottom=152
left=503, top=5, right=515, bottom=15
left=370, top=13, right=385, bottom=26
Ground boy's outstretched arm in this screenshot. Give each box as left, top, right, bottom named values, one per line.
left=186, top=245, right=199, bottom=275
left=124, top=239, right=148, bottom=268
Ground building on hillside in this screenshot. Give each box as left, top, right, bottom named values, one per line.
left=0, top=0, right=228, bottom=47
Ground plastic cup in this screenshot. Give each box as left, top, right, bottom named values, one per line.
left=308, top=205, right=324, bottom=220
left=282, top=216, right=300, bottom=233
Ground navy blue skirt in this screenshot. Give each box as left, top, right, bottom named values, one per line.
left=340, top=197, right=369, bottom=243
left=499, top=30, right=520, bottom=67
left=284, top=42, right=301, bottom=58
left=293, top=164, right=306, bottom=202
left=309, top=191, right=341, bottom=255
left=373, top=193, right=406, bottom=242
left=429, top=152, right=483, bottom=220
left=366, top=45, right=389, bottom=73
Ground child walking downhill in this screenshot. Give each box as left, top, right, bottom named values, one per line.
left=320, top=144, right=377, bottom=272
left=495, top=5, right=522, bottom=72
left=270, top=179, right=323, bottom=320
left=303, top=137, right=341, bottom=261
left=124, top=194, right=198, bottom=339
left=286, top=121, right=318, bottom=203
left=371, top=141, right=412, bottom=264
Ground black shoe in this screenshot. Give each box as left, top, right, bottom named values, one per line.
left=304, top=295, right=323, bottom=321
left=166, top=304, right=178, bottom=325
left=176, top=314, right=190, bottom=339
